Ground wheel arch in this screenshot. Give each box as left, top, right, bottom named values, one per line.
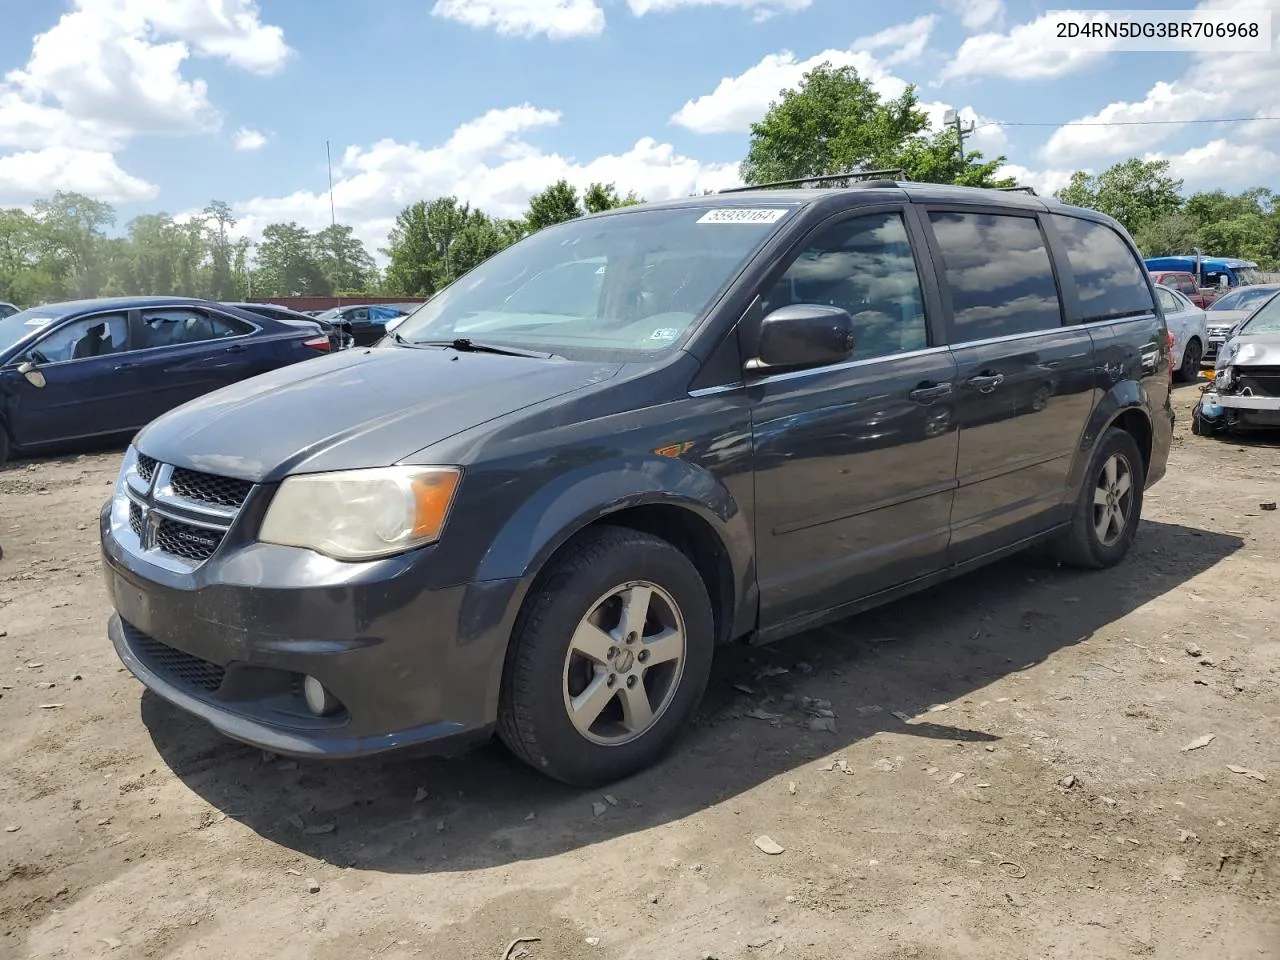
left=1068, top=383, right=1154, bottom=495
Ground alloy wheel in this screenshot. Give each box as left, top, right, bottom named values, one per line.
left=561, top=581, right=687, bottom=746
left=1093, top=452, right=1133, bottom=547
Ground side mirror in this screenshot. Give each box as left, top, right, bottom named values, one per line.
left=748, top=304, right=855, bottom=373
left=1219, top=276, right=1229, bottom=288
left=17, top=359, right=45, bottom=389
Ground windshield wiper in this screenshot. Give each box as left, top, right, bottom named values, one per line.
left=411, top=337, right=554, bottom=359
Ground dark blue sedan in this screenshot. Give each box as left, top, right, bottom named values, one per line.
left=0, top=296, right=332, bottom=467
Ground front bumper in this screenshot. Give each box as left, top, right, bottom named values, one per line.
left=100, top=503, right=523, bottom=759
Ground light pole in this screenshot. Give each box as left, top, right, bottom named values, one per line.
left=942, top=109, right=976, bottom=164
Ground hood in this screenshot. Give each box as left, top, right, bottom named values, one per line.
left=1206, top=310, right=1252, bottom=330
left=1221, top=334, right=1280, bottom=369
left=135, top=345, right=621, bottom=481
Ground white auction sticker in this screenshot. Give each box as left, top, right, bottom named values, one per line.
left=23, top=316, right=54, bottom=327
left=697, top=208, right=789, bottom=225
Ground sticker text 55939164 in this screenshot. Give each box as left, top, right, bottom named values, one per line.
left=696, top=208, right=789, bottom=225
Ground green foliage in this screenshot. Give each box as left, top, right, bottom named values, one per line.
left=524, top=179, right=584, bottom=232
left=1055, top=159, right=1184, bottom=235
left=739, top=63, right=1014, bottom=189
left=382, top=197, right=509, bottom=296
left=1057, top=160, right=1279, bottom=268
left=583, top=182, right=644, bottom=213
left=0, top=191, right=380, bottom=306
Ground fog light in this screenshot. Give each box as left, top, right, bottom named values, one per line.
left=303, top=675, right=341, bottom=716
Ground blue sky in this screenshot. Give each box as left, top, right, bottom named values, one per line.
left=0, top=0, right=1277, bottom=255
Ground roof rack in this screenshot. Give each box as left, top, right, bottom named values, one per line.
left=718, top=169, right=906, bottom=193
left=998, top=185, right=1038, bottom=195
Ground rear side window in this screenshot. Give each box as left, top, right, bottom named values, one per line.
left=1154, top=286, right=1182, bottom=314
left=928, top=211, right=1063, bottom=341
left=1051, top=215, right=1154, bottom=323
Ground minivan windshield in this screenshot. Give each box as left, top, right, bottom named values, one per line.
left=0, top=306, right=68, bottom=358
left=390, top=205, right=795, bottom=359
left=1241, top=292, right=1280, bottom=335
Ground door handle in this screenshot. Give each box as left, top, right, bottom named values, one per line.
left=908, top=381, right=952, bottom=403
left=966, top=372, right=1005, bottom=392
left=224, top=344, right=248, bottom=354
left=114, top=361, right=138, bottom=370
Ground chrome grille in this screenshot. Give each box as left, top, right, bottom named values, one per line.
left=135, top=454, right=158, bottom=483
left=170, top=468, right=253, bottom=509
left=119, top=452, right=254, bottom=570
left=155, top=517, right=224, bottom=562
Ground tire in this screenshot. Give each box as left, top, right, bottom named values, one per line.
left=1178, top=338, right=1203, bottom=382
left=497, top=525, right=715, bottom=787
left=1050, top=427, right=1146, bottom=570
left=0, top=420, right=9, bottom=470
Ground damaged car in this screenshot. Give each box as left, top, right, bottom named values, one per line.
left=1193, top=288, right=1280, bottom=436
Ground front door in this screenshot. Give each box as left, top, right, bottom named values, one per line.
left=922, top=209, right=1097, bottom=564
left=8, top=311, right=137, bottom=447
left=749, top=207, right=959, bottom=631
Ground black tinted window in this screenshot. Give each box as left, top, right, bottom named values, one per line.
left=139, top=309, right=249, bottom=348
left=762, top=212, right=928, bottom=361
left=1050, top=215, right=1154, bottom=323
left=929, top=212, right=1062, bottom=340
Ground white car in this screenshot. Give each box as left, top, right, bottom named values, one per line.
left=1154, top=284, right=1209, bottom=381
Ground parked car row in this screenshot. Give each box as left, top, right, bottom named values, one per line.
left=0, top=297, right=336, bottom=467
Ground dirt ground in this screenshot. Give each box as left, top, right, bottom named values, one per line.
left=1, top=381, right=1277, bottom=960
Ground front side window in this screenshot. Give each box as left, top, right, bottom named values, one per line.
left=1178, top=279, right=1198, bottom=297
left=29, top=314, right=129, bottom=363
left=930, top=211, right=1063, bottom=340
left=1159, top=275, right=1178, bottom=287
left=1049, top=215, right=1154, bottom=324
left=139, top=309, right=249, bottom=349
left=392, top=205, right=796, bottom=360
left=761, top=212, right=928, bottom=361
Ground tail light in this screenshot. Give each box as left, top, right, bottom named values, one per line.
left=1166, top=331, right=1176, bottom=384
left=303, top=335, right=330, bottom=352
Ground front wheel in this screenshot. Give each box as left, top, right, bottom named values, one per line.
left=497, top=526, right=715, bottom=786
left=1050, top=427, right=1145, bottom=569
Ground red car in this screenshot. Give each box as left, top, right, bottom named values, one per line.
left=1150, top=270, right=1215, bottom=308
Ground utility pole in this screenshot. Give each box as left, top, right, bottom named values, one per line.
left=942, top=109, right=976, bottom=163
left=325, top=140, right=343, bottom=309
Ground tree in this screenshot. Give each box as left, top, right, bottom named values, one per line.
left=203, top=200, right=237, bottom=300
left=583, top=182, right=644, bottom=213
left=255, top=222, right=329, bottom=296
left=524, top=180, right=583, bottom=232
left=383, top=197, right=522, bottom=295
left=1055, top=159, right=1184, bottom=235
left=313, top=223, right=377, bottom=293
left=896, top=129, right=1015, bottom=188
left=1133, top=212, right=1201, bottom=258
left=31, top=191, right=116, bottom=299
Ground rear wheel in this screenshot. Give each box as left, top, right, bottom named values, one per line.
left=497, top=526, right=715, bottom=786
left=1051, top=427, right=1145, bottom=569
left=1179, top=338, right=1203, bottom=382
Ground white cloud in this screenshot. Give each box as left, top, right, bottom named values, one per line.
left=233, top=127, right=267, bottom=151
left=992, top=163, right=1075, bottom=196
left=0, top=147, right=159, bottom=203
left=0, top=0, right=291, bottom=200
left=941, top=0, right=1004, bottom=31
left=627, top=0, right=813, bottom=21
left=1145, top=140, right=1280, bottom=188
left=670, top=48, right=911, bottom=135
left=1040, top=0, right=1280, bottom=165
left=853, top=15, right=939, bottom=65
left=430, top=0, right=606, bottom=39
left=938, top=11, right=1111, bottom=81
left=230, top=105, right=740, bottom=257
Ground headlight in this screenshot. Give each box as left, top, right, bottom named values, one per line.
left=259, top=466, right=461, bottom=560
